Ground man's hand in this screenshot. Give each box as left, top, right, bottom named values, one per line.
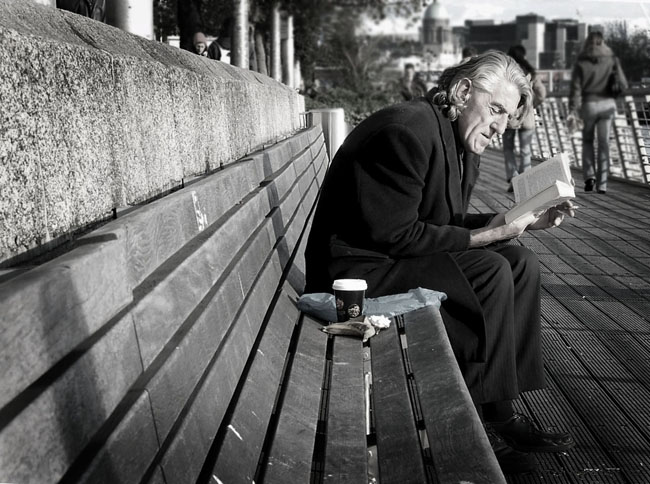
left=469, top=200, right=577, bottom=248
left=526, top=200, right=577, bottom=231
left=469, top=212, right=538, bottom=248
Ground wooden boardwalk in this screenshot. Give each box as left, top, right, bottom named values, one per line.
left=474, top=149, right=650, bottom=483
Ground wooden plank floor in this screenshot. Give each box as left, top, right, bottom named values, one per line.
left=473, top=149, right=650, bottom=483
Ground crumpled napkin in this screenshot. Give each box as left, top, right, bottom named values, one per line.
left=321, top=315, right=392, bottom=342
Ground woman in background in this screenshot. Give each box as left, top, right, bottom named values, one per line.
left=569, top=31, right=628, bottom=194
left=503, top=45, right=546, bottom=192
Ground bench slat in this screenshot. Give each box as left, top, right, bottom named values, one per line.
left=122, top=160, right=263, bottom=288
left=0, top=232, right=131, bottom=409
left=324, top=336, right=368, bottom=483
left=403, top=306, right=506, bottom=484
left=263, top=313, right=328, bottom=483
left=370, top=322, right=429, bottom=483
left=133, top=189, right=271, bottom=369
left=77, top=391, right=159, bottom=484
left=145, top=220, right=276, bottom=442
left=158, top=253, right=285, bottom=484
left=212, top=292, right=300, bottom=482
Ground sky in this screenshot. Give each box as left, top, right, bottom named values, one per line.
left=361, top=0, right=650, bottom=35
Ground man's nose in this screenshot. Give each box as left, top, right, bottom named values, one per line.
left=491, top=116, right=508, bottom=135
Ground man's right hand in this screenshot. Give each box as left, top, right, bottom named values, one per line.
left=469, top=212, right=538, bottom=248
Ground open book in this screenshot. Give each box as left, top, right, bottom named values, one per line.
left=505, top=153, right=575, bottom=224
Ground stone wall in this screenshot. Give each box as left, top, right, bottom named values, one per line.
left=0, top=0, right=304, bottom=267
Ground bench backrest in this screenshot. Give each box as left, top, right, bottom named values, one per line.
left=0, top=125, right=328, bottom=484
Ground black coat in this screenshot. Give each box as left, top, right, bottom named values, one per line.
left=305, top=98, right=495, bottom=363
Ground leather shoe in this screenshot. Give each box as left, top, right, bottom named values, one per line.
left=489, top=413, right=575, bottom=453
left=584, top=179, right=595, bottom=192
left=485, top=425, right=537, bottom=474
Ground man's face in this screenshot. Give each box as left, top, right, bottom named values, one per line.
left=457, top=80, right=520, bottom=154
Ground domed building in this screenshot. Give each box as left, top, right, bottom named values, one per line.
left=422, top=0, right=453, bottom=56
left=421, top=0, right=460, bottom=69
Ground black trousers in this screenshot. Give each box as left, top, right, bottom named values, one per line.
left=449, top=244, right=544, bottom=403
left=361, top=244, right=544, bottom=405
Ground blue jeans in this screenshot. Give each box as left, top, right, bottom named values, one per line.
left=503, top=128, right=534, bottom=182
left=581, top=98, right=617, bottom=191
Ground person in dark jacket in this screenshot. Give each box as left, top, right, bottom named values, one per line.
left=178, top=0, right=208, bottom=56
left=56, top=0, right=105, bottom=22
left=304, top=51, right=576, bottom=474
left=570, top=31, right=628, bottom=194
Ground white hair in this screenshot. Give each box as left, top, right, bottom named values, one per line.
left=430, top=50, right=533, bottom=123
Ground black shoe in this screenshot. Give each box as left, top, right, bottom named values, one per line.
left=490, top=413, right=575, bottom=453
left=597, top=189, right=606, bottom=194
left=584, top=179, right=595, bottom=192
left=486, top=425, right=537, bottom=474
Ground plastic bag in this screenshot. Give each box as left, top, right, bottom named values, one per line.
left=297, top=287, right=447, bottom=323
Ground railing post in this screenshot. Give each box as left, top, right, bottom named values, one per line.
left=537, top=101, right=553, bottom=159
left=611, top=99, right=628, bottom=180
left=625, top=95, right=650, bottom=185
left=550, top=99, right=567, bottom=156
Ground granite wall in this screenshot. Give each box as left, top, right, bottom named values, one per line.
left=0, top=0, right=305, bottom=267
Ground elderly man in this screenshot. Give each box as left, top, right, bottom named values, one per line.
left=304, top=51, right=575, bottom=473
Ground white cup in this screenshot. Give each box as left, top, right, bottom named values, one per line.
left=332, top=279, right=367, bottom=322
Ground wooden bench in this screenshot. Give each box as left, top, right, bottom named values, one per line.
left=0, top=124, right=504, bottom=483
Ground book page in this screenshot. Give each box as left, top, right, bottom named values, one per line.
left=512, top=153, right=572, bottom=203
left=505, top=180, right=575, bottom=224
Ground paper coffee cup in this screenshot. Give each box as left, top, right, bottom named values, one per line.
left=332, top=279, right=367, bottom=322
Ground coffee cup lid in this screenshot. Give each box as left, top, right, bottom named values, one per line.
left=332, top=279, right=368, bottom=291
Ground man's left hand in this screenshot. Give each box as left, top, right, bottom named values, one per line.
left=526, top=201, right=577, bottom=231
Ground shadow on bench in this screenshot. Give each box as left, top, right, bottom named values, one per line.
left=0, top=125, right=504, bottom=483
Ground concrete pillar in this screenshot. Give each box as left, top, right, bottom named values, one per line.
left=309, top=108, right=346, bottom=160
left=282, top=14, right=294, bottom=88
left=232, top=0, right=249, bottom=69
left=270, top=5, right=282, bottom=82
left=294, top=59, right=302, bottom=91
left=32, top=0, right=56, bottom=6
left=106, top=0, right=154, bottom=40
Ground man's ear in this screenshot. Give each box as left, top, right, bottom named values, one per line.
left=455, top=78, right=472, bottom=102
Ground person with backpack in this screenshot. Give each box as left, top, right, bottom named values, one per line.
left=569, top=31, right=628, bottom=194
left=503, top=45, right=546, bottom=192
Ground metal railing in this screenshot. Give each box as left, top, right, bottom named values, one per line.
left=492, top=89, right=650, bottom=186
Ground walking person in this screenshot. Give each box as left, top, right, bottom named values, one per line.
left=503, top=45, right=546, bottom=191
left=569, top=31, right=628, bottom=194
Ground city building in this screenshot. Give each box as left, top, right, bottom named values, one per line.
left=462, top=14, right=589, bottom=70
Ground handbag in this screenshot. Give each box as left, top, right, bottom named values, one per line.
left=607, top=57, right=624, bottom=98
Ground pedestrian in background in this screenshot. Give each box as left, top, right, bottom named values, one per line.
left=178, top=0, right=209, bottom=56
left=569, top=31, right=628, bottom=194
left=56, top=0, right=105, bottom=22
left=503, top=45, right=546, bottom=192
left=400, top=63, right=428, bottom=101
